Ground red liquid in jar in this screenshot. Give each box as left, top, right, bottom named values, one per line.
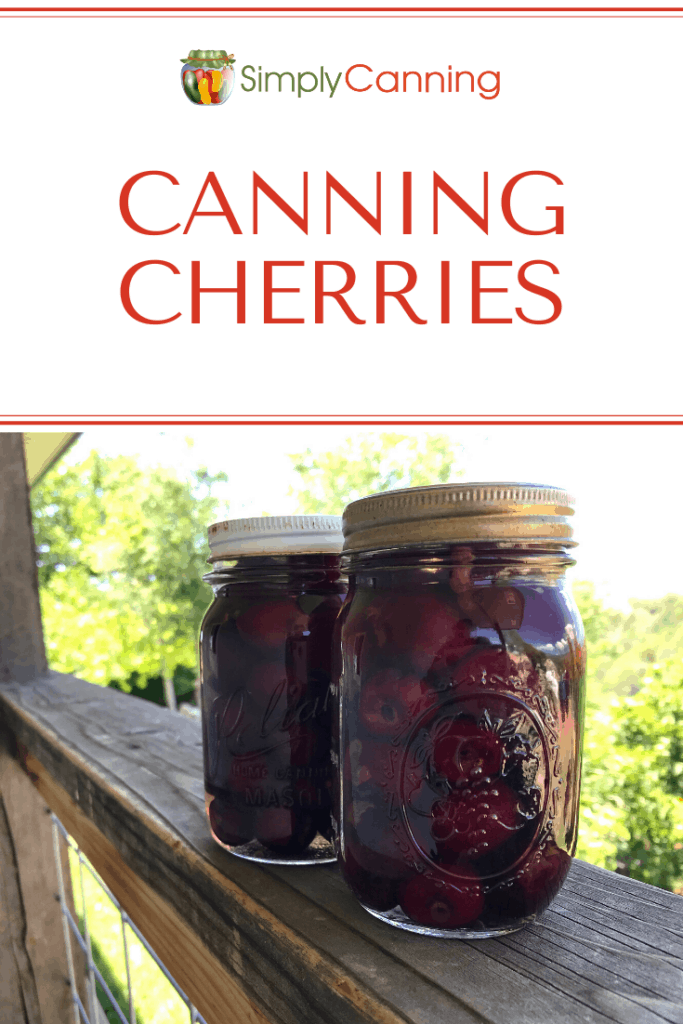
left=336, top=552, right=583, bottom=935
left=202, top=555, right=346, bottom=862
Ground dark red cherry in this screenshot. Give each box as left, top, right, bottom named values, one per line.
left=431, top=783, right=520, bottom=861
left=347, top=803, right=415, bottom=881
left=432, top=718, right=504, bottom=786
left=451, top=647, right=512, bottom=690
left=236, top=599, right=309, bottom=649
left=359, top=669, right=432, bottom=736
left=341, top=845, right=403, bottom=912
left=290, top=723, right=329, bottom=766
left=255, top=808, right=317, bottom=854
left=389, top=592, right=467, bottom=675
left=389, top=592, right=459, bottom=672
left=212, top=621, right=251, bottom=687
left=517, top=842, right=571, bottom=908
left=344, top=591, right=467, bottom=676
left=209, top=798, right=254, bottom=847
left=428, top=619, right=478, bottom=676
left=307, top=593, right=345, bottom=673
left=400, top=869, right=483, bottom=929
left=246, top=660, right=288, bottom=707
left=348, top=738, right=397, bottom=789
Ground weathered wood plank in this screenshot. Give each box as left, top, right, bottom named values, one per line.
left=0, top=432, right=47, bottom=685
left=1, top=672, right=682, bottom=1024
left=0, top=781, right=39, bottom=1023
left=0, top=741, right=75, bottom=1024
left=0, top=431, right=70, bottom=1024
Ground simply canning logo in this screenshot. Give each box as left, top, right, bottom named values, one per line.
left=181, top=50, right=236, bottom=105
left=241, top=63, right=501, bottom=99
left=180, top=49, right=500, bottom=104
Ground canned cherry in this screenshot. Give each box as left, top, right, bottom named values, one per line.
left=335, top=483, right=585, bottom=936
left=201, top=515, right=346, bottom=864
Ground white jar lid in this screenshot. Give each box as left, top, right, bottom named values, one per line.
left=207, top=515, right=344, bottom=560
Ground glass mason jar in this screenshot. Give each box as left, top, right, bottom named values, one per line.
left=180, top=49, right=236, bottom=105
left=200, top=515, right=346, bottom=864
left=334, top=483, right=585, bottom=937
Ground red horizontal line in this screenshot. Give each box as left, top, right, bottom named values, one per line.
left=1, top=6, right=682, bottom=10
left=3, top=420, right=683, bottom=426
left=7, top=12, right=679, bottom=14
left=6, top=412, right=682, bottom=417
left=2, top=11, right=678, bottom=13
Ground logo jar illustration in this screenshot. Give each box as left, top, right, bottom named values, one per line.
left=181, top=49, right=236, bottom=105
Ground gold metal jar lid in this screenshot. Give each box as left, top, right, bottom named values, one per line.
left=342, top=482, right=575, bottom=553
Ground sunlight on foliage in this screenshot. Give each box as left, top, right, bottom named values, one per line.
left=32, top=453, right=226, bottom=690
left=289, top=432, right=463, bottom=513
left=68, top=847, right=190, bottom=1024
left=574, top=585, right=683, bottom=891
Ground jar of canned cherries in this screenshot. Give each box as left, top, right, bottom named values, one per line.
left=334, top=483, right=585, bottom=936
left=200, top=515, right=346, bottom=864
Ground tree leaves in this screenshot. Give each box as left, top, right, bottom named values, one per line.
left=32, top=451, right=226, bottom=690
left=288, top=433, right=463, bottom=514
left=574, top=584, right=683, bottom=892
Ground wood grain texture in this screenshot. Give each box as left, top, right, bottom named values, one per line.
left=0, top=784, right=36, bottom=1023
left=0, top=431, right=65, bottom=1024
left=0, top=742, right=75, bottom=1024
left=0, top=432, right=47, bottom=685
left=1, top=672, right=682, bottom=1024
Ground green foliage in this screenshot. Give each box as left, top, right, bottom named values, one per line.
left=32, top=452, right=226, bottom=690
left=571, top=581, right=626, bottom=664
left=89, top=931, right=140, bottom=1024
left=289, top=432, right=463, bottom=514
left=70, top=846, right=188, bottom=1023
left=574, top=583, right=683, bottom=891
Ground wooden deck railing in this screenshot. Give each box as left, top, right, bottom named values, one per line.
left=1, top=432, right=682, bottom=1024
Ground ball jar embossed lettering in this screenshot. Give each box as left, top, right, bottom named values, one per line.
left=334, top=484, right=585, bottom=936
left=200, top=516, right=346, bottom=864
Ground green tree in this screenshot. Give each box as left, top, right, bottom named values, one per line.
left=289, top=433, right=463, bottom=513
left=573, top=584, right=683, bottom=891
left=599, top=596, right=683, bottom=697
left=32, top=451, right=226, bottom=697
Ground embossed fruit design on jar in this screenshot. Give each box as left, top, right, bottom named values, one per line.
left=334, top=484, right=585, bottom=936
left=181, top=49, right=236, bottom=105
left=200, top=516, right=346, bottom=864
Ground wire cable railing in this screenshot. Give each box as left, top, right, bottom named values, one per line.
left=51, top=814, right=208, bottom=1024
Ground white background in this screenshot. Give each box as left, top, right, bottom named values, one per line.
left=1, top=12, right=681, bottom=415
left=3, top=8, right=683, bottom=605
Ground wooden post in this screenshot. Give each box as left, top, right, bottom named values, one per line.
left=0, top=432, right=73, bottom=1023
left=0, top=741, right=75, bottom=1024
left=0, top=433, right=47, bottom=684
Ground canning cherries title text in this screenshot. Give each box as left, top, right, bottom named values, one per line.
left=119, top=170, right=564, bottom=326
